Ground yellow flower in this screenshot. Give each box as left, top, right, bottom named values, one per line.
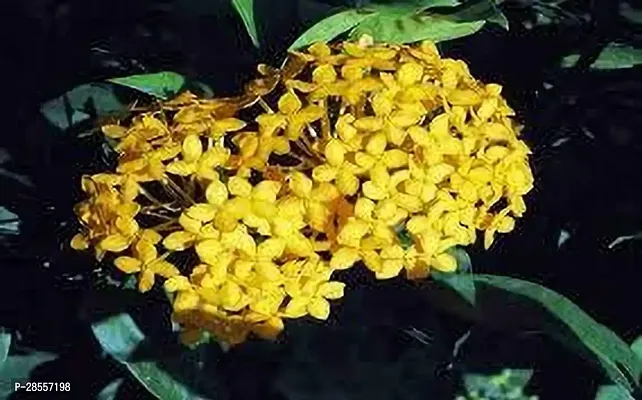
left=166, top=136, right=230, bottom=180
left=482, top=208, right=516, bottom=250
left=256, top=90, right=324, bottom=140
left=288, top=171, right=340, bottom=232
left=230, top=131, right=290, bottom=177
left=71, top=38, right=536, bottom=347
left=300, top=42, right=347, bottom=66
left=220, top=177, right=282, bottom=234
left=162, top=204, right=220, bottom=251
left=283, top=259, right=344, bottom=320
left=114, top=234, right=179, bottom=292
left=311, top=139, right=361, bottom=196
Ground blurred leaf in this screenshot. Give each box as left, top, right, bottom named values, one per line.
left=289, top=9, right=377, bottom=50
left=349, top=0, right=506, bottom=45
left=432, top=247, right=476, bottom=305
left=0, top=328, right=10, bottom=367
left=108, top=72, right=186, bottom=100
left=463, top=368, right=534, bottom=399
left=232, top=0, right=260, bottom=47
left=0, top=351, right=58, bottom=397
left=473, top=275, right=642, bottom=393
left=620, top=2, right=642, bottom=24
left=562, top=44, right=642, bottom=70
left=96, top=378, right=124, bottom=400
left=594, top=337, right=642, bottom=400
left=608, top=231, right=642, bottom=249
left=40, top=84, right=124, bottom=131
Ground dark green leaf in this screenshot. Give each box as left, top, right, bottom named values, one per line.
left=91, top=313, right=191, bottom=399
left=232, top=0, right=260, bottom=47
left=108, top=72, right=186, bottom=100
left=91, top=313, right=221, bottom=400
left=594, top=337, right=642, bottom=400
left=562, top=44, right=642, bottom=70
left=91, top=314, right=145, bottom=362
left=0, top=352, right=58, bottom=397
left=349, top=0, right=506, bottom=45
left=289, top=9, right=377, bottom=50
left=472, top=275, right=642, bottom=392
left=40, top=83, right=124, bottom=131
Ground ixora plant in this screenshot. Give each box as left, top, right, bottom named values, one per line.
left=71, top=39, right=534, bottom=345
left=7, top=0, right=638, bottom=398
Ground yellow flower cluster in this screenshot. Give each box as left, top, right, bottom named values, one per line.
left=71, top=39, right=534, bottom=346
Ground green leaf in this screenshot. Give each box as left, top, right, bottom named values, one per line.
left=349, top=0, right=506, bottom=45
left=594, top=336, right=642, bottom=400
left=562, top=44, right=642, bottom=70
left=289, top=9, right=377, bottom=50
left=0, top=328, right=10, bottom=367
left=108, top=72, right=186, bottom=100
left=91, top=314, right=145, bottom=361
left=91, top=313, right=221, bottom=400
left=472, top=275, right=642, bottom=392
left=432, top=247, right=476, bottom=305
left=0, top=351, right=58, bottom=397
left=232, top=0, right=260, bottom=47
left=40, top=83, right=124, bottom=131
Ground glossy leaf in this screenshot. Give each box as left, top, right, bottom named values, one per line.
left=289, top=9, right=377, bottom=50
left=562, top=44, right=642, bottom=70
left=594, top=337, right=642, bottom=400
left=91, top=313, right=221, bottom=400
left=108, top=72, right=186, bottom=100
left=471, top=275, right=642, bottom=392
left=91, top=313, right=191, bottom=399
left=232, top=0, right=260, bottom=47
left=40, top=83, right=124, bottom=131
left=349, top=0, right=507, bottom=44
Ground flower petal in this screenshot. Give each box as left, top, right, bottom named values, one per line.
left=307, top=297, right=330, bottom=320
left=114, top=256, right=142, bottom=273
